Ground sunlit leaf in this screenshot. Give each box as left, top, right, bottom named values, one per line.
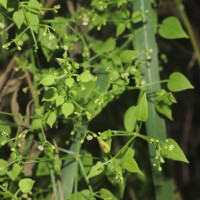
left=19, top=178, right=35, bottom=194
left=116, top=23, right=125, bottom=37
left=61, top=102, right=74, bottom=118
left=40, top=74, right=55, bottom=86
left=167, top=72, right=194, bottom=92
left=124, top=106, right=137, bottom=131
left=0, top=0, right=7, bottom=9
left=31, top=119, right=43, bottom=129
left=121, top=148, right=143, bottom=175
left=103, top=37, right=116, bottom=52
left=161, top=138, right=189, bottom=163
left=87, top=161, right=104, bottom=179
left=13, top=10, right=24, bottom=29
left=0, top=159, right=8, bottom=176
left=135, top=93, right=148, bottom=121
left=159, top=17, right=188, bottom=39
left=26, top=12, right=39, bottom=33
left=56, top=96, right=65, bottom=107
left=78, top=71, right=94, bottom=82
left=100, top=188, right=117, bottom=200
left=65, top=77, right=74, bottom=88
left=132, top=11, right=143, bottom=23
left=28, top=0, right=42, bottom=11
left=7, top=163, right=21, bottom=181
left=46, top=111, right=57, bottom=128
left=120, top=50, right=136, bottom=63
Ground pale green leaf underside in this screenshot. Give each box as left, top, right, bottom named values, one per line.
left=135, top=93, right=148, bottom=121
left=124, top=106, right=137, bottom=132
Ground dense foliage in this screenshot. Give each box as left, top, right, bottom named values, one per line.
left=0, top=0, right=195, bottom=199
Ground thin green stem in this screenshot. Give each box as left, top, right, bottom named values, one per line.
left=174, top=0, right=200, bottom=66
left=0, top=185, right=19, bottom=200
left=113, top=135, right=136, bottom=159
left=78, top=158, right=94, bottom=196
left=38, top=127, right=58, bottom=199
left=0, top=111, right=40, bottom=119
left=49, top=164, right=58, bottom=200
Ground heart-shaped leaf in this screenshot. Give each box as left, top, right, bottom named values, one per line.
left=42, top=87, right=58, bottom=102
left=87, top=161, right=104, bottom=179
left=159, top=17, right=188, bottom=39
left=61, top=102, right=74, bottom=118
left=19, top=178, right=35, bottom=194
left=161, top=138, right=189, bottom=163
left=13, top=10, right=24, bottom=29
left=167, top=72, right=194, bottom=92
left=40, top=74, right=55, bottom=86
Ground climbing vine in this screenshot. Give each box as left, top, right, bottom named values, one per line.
left=0, top=0, right=193, bottom=199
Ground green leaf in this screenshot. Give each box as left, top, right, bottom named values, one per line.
left=135, top=93, right=148, bottom=121
left=65, top=77, right=74, bottom=88
left=69, top=190, right=95, bottom=200
left=91, top=40, right=104, bottom=54
left=31, top=119, right=43, bottom=129
left=124, top=106, right=137, bottom=132
left=0, top=159, right=8, bottom=176
left=155, top=90, right=176, bottom=120
left=0, top=122, right=11, bottom=133
left=36, top=161, right=49, bottom=176
left=46, top=111, right=57, bottom=128
left=167, top=72, right=194, bottom=92
left=122, top=157, right=143, bottom=175
left=81, top=151, right=93, bottom=175
left=0, top=0, right=7, bottom=9
left=87, top=161, right=104, bottom=179
left=100, top=188, right=117, bottom=200
left=28, top=0, right=42, bottom=11
left=119, top=50, right=136, bottom=63
left=161, top=138, right=189, bottom=163
left=78, top=71, right=94, bottom=82
left=99, top=130, right=112, bottom=146
left=19, top=178, right=35, bottom=194
left=116, top=23, right=125, bottom=37
left=132, top=11, right=143, bottom=23
left=7, top=163, right=21, bottom=181
left=13, top=10, right=24, bottom=29
left=40, top=31, right=58, bottom=61
left=26, top=12, right=39, bottom=33
left=103, top=37, right=116, bottom=52
left=42, top=87, right=58, bottom=102
left=40, top=74, right=55, bottom=86
left=61, top=102, right=74, bottom=118
left=56, top=96, right=65, bottom=107
left=121, top=148, right=143, bottom=175
left=159, top=17, right=189, bottom=39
